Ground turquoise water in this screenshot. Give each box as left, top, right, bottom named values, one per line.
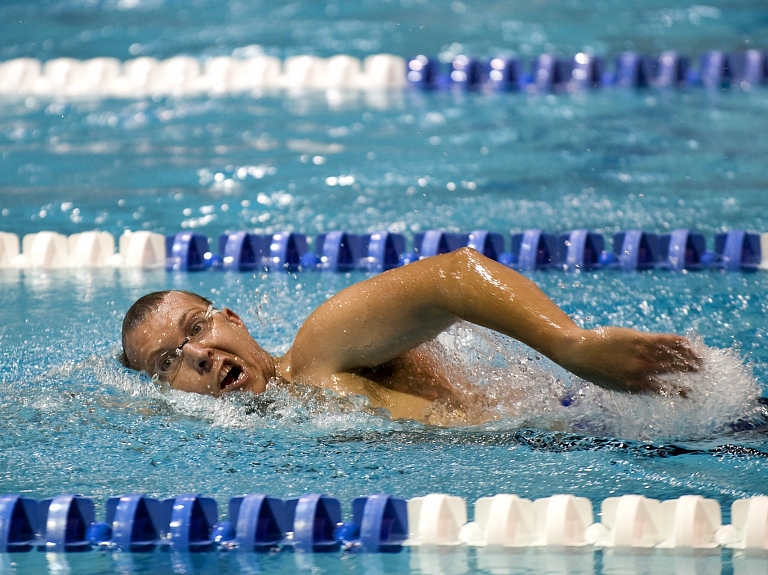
left=2, top=0, right=768, bottom=573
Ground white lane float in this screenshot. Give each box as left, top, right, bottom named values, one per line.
left=719, top=495, right=768, bottom=551
left=0, top=58, right=42, bottom=95
left=459, top=494, right=536, bottom=547
left=15, top=231, right=69, bottom=268
left=586, top=494, right=664, bottom=548
left=404, top=494, right=467, bottom=546
left=0, top=230, right=169, bottom=269
left=118, top=231, right=166, bottom=268
left=68, top=231, right=120, bottom=268
left=655, top=495, right=722, bottom=549
left=0, top=232, right=20, bottom=267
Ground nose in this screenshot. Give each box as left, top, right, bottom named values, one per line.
left=182, top=340, right=213, bottom=373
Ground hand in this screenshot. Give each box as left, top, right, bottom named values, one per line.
left=561, top=327, right=700, bottom=395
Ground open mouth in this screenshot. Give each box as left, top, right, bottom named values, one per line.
left=220, top=365, right=244, bottom=391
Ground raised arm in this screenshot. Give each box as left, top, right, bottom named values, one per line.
left=288, top=248, right=697, bottom=394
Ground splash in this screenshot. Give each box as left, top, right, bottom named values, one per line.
left=424, top=323, right=765, bottom=441
left=82, top=352, right=397, bottom=435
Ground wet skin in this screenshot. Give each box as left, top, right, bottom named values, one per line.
left=123, top=248, right=700, bottom=422
left=123, top=294, right=276, bottom=397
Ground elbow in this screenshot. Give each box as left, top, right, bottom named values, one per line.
left=448, top=246, right=483, bottom=270
left=432, top=247, right=486, bottom=306
left=447, top=246, right=495, bottom=281
left=432, top=247, right=482, bottom=287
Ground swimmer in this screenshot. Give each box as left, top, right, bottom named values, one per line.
left=121, top=248, right=699, bottom=422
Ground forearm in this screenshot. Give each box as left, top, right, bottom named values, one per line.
left=429, top=249, right=698, bottom=394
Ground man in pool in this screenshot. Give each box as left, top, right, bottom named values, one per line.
left=121, top=248, right=699, bottom=422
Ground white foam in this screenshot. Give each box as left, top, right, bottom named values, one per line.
left=563, top=334, right=763, bottom=440
left=426, top=324, right=763, bottom=440
left=83, top=353, right=392, bottom=434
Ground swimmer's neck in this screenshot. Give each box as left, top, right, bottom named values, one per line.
left=272, top=352, right=292, bottom=383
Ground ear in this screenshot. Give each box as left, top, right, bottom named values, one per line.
left=220, top=307, right=246, bottom=329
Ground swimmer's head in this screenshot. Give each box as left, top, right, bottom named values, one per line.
left=121, top=290, right=275, bottom=396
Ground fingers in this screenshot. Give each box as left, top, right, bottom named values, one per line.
left=580, top=328, right=701, bottom=396
left=646, top=335, right=700, bottom=374
left=635, top=335, right=699, bottom=397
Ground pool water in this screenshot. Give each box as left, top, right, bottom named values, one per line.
left=1, top=0, right=768, bottom=573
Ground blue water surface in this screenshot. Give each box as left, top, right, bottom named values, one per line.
left=1, top=1, right=768, bottom=574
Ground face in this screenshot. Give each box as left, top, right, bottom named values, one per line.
left=123, top=292, right=275, bottom=396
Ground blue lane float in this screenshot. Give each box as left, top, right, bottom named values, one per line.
left=729, top=50, right=768, bottom=87
left=511, top=229, right=559, bottom=271
left=406, top=55, right=441, bottom=89
left=715, top=230, right=762, bottom=271
left=229, top=494, right=286, bottom=550
left=486, top=57, right=528, bottom=91
left=466, top=230, right=505, bottom=261
left=532, top=54, right=568, bottom=92
left=286, top=494, right=342, bottom=552
left=613, top=52, right=652, bottom=88
left=217, top=231, right=309, bottom=272
left=105, top=494, right=163, bottom=550
left=413, top=230, right=467, bottom=259
left=267, top=232, right=307, bottom=272
left=611, top=230, right=662, bottom=271
left=314, top=231, right=365, bottom=272
left=559, top=229, right=604, bottom=271
left=39, top=494, right=95, bottom=551
left=569, top=53, right=604, bottom=90
left=700, top=50, right=732, bottom=89
left=218, top=231, right=264, bottom=271
left=658, top=229, right=709, bottom=271
left=361, top=232, right=406, bottom=272
left=0, top=495, right=37, bottom=552
left=449, top=55, right=485, bottom=90
left=166, top=232, right=211, bottom=272
left=655, top=51, right=689, bottom=88
left=165, top=494, right=218, bottom=551
left=348, top=494, right=409, bottom=552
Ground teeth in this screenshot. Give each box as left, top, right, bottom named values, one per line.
left=220, top=365, right=243, bottom=390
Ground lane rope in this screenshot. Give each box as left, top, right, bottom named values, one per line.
left=1, top=492, right=765, bottom=552
left=0, top=228, right=765, bottom=272
left=0, top=49, right=765, bottom=98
